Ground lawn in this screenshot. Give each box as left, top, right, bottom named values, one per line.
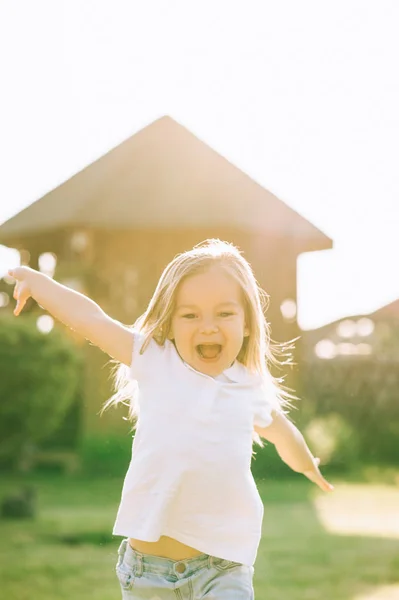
left=0, top=472, right=398, bottom=599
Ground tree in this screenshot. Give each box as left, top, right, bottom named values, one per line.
left=0, top=316, right=82, bottom=470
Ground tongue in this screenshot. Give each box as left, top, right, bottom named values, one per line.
left=199, top=344, right=221, bottom=359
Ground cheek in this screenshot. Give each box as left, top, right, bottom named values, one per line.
left=224, top=322, right=246, bottom=340
left=172, top=322, right=193, bottom=341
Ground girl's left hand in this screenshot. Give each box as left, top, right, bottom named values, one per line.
left=303, top=458, right=334, bottom=492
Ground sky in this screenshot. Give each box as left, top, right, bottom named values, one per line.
left=0, top=1, right=398, bottom=330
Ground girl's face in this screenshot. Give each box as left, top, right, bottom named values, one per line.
left=169, top=265, right=249, bottom=377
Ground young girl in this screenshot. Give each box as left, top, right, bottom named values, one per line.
left=9, top=238, right=333, bottom=599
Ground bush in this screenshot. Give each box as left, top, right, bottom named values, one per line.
left=297, top=358, right=399, bottom=465
left=79, top=433, right=132, bottom=477
left=0, top=316, right=83, bottom=470
left=303, top=413, right=360, bottom=468
left=251, top=440, right=299, bottom=481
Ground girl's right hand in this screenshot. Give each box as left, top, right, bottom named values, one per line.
left=8, top=267, right=33, bottom=316
left=303, top=457, right=334, bottom=492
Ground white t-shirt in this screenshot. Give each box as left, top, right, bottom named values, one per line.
left=112, top=330, right=275, bottom=566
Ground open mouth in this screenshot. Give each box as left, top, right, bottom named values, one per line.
left=196, top=344, right=223, bottom=360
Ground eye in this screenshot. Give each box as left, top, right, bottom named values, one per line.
left=182, top=313, right=197, bottom=319
left=219, top=312, right=235, bottom=318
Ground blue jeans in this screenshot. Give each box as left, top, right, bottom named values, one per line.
left=116, top=538, right=255, bottom=599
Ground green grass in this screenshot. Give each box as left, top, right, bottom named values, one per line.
left=0, top=472, right=398, bottom=599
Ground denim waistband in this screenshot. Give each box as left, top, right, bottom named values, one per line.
left=118, top=538, right=218, bottom=579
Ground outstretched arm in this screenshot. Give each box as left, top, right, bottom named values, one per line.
left=8, top=266, right=133, bottom=366
left=254, top=411, right=334, bottom=492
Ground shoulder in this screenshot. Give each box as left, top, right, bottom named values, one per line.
left=251, top=371, right=282, bottom=428
left=130, top=331, right=178, bottom=380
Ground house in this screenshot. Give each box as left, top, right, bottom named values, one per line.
left=0, top=116, right=332, bottom=440
left=300, top=299, right=399, bottom=362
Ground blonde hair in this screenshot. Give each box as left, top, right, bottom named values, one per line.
left=101, top=239, right=295, bottom=447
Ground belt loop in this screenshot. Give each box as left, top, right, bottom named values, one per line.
left=208, top=555, right=213, bottom=569
left=135, top=551, right=143, bottom=577
left=118, top=539, right=127, bottom=557
left=116, top=539, right=127, bottom=569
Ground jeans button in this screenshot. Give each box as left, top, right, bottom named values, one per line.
left=175, top=562, right=186, bottom=573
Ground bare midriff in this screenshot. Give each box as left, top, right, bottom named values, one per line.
left=129, top=536, right=204, bottom=561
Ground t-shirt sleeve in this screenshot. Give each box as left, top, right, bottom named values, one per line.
left=253, top=376, right=279, bottom=428
left=129, top=329, right=162, bottom=382
left=253, top=396, right=274, bottom=428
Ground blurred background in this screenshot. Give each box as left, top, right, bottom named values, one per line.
left=0, top=2, right=398, bottom=599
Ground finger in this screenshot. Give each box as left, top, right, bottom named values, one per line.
left=304, top=468, right=334, bottom=492
left=8, top=269, right=19, bottom=281
left=14, top=299, right=24, bottom=316
left=13, top=282, right=20, bottom=300
left=13, top=281, right=25, bottom=300
left=14, top=288, right=29, bottom=315
left=316, top=475, right=334, bottom=492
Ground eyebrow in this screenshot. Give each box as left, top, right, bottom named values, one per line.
left=176, top=302, right=241, bottom=310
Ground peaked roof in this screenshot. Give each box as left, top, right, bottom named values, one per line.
left=370, top=298, right=399, bottom=320
left=303, top=298, right=399, bottom=337
left=0, top=116, right=332, bottom=250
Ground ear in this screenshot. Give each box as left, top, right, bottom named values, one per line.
left=244, top=326, right=250, bottom=337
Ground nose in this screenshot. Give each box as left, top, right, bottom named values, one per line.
left=199, top=318, right=219, bottom=334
